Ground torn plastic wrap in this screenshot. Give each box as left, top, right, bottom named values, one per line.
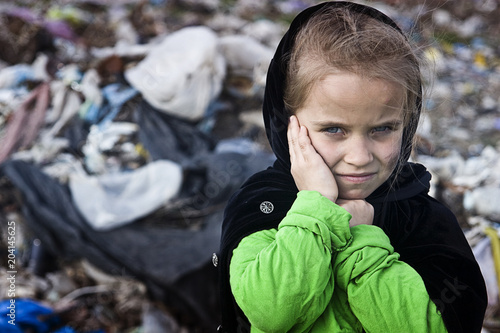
left=0, top=82, right=50, bottom=163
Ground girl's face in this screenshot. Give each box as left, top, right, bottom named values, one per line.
left=295, top=72, right=404, bottom=200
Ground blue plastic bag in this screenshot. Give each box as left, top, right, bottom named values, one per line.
left=0, top=298, right=59, bottom=333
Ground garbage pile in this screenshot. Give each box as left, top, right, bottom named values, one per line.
left=0, top=0, right=499, bottom=332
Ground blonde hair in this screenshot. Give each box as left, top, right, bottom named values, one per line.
left=284, top=4, right=422, bottom=166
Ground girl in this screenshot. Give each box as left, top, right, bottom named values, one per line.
left=218, top=2, right=487, bottom=332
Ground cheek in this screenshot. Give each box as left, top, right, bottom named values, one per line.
left=380, top=137, right=402, bottom=169
left=309, top=135, right=340, bottom=166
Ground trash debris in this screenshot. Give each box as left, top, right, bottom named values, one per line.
left=0, top=0, right=500, bottom=331
left=218, top=34, right=273, bottom=98
left=0, top=82, right=50, bottom=163
left=124, top=26, right=226, bottom=121
left=0, top=298, right=61, bottom=333
left=69, top=159, right=183, bottom=230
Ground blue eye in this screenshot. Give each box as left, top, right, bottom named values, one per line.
left=325, top=127, right=343, bottom=134
left=372, top=126, right=391, bottom=133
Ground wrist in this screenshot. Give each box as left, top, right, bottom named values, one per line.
left=325, top=194, right=338, bottom=203
left=298, top=189, right=336, bottom=203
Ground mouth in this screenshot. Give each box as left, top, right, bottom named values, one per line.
left=337, top=173, right=376, bottom=184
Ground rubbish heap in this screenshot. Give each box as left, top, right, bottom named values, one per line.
left=0, top=0, right=499, bottom=332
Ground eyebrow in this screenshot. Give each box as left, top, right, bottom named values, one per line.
left=310, top=119, right=404, bottom=128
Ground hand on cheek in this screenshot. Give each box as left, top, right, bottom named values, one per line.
left=287, top=115, right=339, bottom=202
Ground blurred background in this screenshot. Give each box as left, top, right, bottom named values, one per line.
left=0, top=0, right=499, bottom=332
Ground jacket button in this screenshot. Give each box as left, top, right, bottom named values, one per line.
left=212, top=253, right=218, bottom=267
left=260, top=201, right=274, bottom=214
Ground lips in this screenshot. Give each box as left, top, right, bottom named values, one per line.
left=337, top=173, right=376, bottom=184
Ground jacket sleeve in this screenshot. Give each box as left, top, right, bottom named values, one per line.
left=230, top=190, right=448, bottom=332
left=394, top=195, right=487, bottom=333
left=334, top=224, right=448, bottom=332
left=229, top=190, right=351, bottom=332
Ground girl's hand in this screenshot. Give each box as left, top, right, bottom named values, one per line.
left=287, top=115, right=338, bottom=202
left=337, top=199, right=374, bottom=227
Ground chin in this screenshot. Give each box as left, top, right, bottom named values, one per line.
left=337, top=193, right=368, bottom=201
left=337, top=188, right=374, bottom=200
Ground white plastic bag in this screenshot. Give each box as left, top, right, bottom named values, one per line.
left=69, top=160, right=183, bottom=230
left=125, top=26, right=226, bottom=121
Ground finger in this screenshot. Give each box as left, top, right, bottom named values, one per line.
left=287, top=116, right=294, bottom=160
left=288, top=116, right=300, bottom=160
left=297, top=125, right=321, bottom=164
left=296, top=125, right=313, bottom=163
left=298, top=124, right=311, bottom=153
left=337, top=200, right=355, bottom=213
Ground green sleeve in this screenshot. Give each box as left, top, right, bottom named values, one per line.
left=229, top=191, right=352, bottom=332
left=334, top=224, right=448, bottom=333
left=230, top=190, right=447, bottom=333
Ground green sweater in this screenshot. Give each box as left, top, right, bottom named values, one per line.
left=230, top=191, right=447, bottom=332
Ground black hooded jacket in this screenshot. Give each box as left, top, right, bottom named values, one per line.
left=219, top=2, right=487, bottom=332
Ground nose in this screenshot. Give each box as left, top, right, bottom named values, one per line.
left=343, top=136, right=373, bottom=167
